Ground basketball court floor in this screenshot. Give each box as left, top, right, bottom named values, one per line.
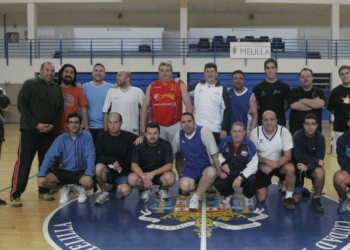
left=0, top=124, right=350, bottom=250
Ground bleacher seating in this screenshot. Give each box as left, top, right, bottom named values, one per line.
left=212, top=36, right=225, bottom=51
left=259, top=36, right=270, bottom=42
left=224, top=36, right=237, bottom=51
left=197, top=38, right=211, bottom=51
left=271, top=37, right=285, bottom=52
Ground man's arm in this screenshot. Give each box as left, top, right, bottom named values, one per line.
left=290, top=102, right=312, bottom=111
left=284, top=99, right=290, bottom=112
left=81, top=106, right=89, bottom=131
left=83, top=132, right=96, bottom=177
left=140, top=85, right=151, bottom=136
left=52, top=87, right=64, bottom=129
left=298, top=97, right=325, bottom=109
left=249, top=94, right=258, bottom=135
left=293, top=134, right=320, bottom=170
left=17, top=81, right=39, bottom=129
left=0, top=88, right=10, bottom=109
left=221, top=86, right=231, bottom=138
left=180, top=83, right=193, bottom=113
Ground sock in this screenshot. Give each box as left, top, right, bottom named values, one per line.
left=192, top=193, right=200, bottom=200
left=314, top=196, right=320, bottom=199
left=340, top=193, right=348, bottom=201
left=285, top=191, right=293, bottom=199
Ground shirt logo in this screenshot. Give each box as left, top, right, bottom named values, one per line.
left=273, top=90, right=280, bottom=94
left=169, top=84, right=178, bottom=91
left=259, top=139, right=264, bottom=143
left=341, top=95, right=350, bottom=105
left=261, top=91, right=266, bottom=96
left=154, top=93, right=175, bottom=101
left=241, top=150, right=248, bottom=157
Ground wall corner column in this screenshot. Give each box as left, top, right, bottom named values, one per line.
left=331, top=3, right=339, bottom=40
left=27, top=2, right=37, bottom=40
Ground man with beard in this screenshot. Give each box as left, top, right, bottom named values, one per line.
left=289, top=68, right=326, bottom=135
left=103, top=70, right=144, bottom=136
left=55, top=64, right=88, bottom=135
left=292, top=113, right=325, bottom=212
left=129, top=122, right=175, bottom=202
left=83, top=63, right=112, bottom=143
left=10, top=62, right=64, bottom=207
left=94, top=113, right=138, bottom=204
left=37, top=112, right=95, bottom=204
left=229, top=70, right=258, bottom=137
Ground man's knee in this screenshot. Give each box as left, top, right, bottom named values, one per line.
left=334, top=170, right=350, bottom=184
left=117, top=184, right=132, bottom=197
left=128, top=173, right=140, bottom=187
left=203, top=166, right=217, bottom=179
left=161, top=172, right=176, bottom=186
left=282, top=163, right=295, bottom=176
left=312, top=167, right=325, bottom=181
left=179, top=178, right=195, bottom=192
left=95, top=163, right=107, bottom=176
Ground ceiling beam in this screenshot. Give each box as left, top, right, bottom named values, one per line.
left=246, top=0, right=350, bottom=4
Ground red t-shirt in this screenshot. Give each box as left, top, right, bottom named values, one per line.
left=54, top=86, right=88, bottom=135
left=150, top=79, right=182, bottom=127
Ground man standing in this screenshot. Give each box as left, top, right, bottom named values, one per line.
left=229, top=70, right=258, bottom=137
left=0, top=87, right=10, bottom=205
left=289, top=68, right=326, bottom=135
left=214, top=122, right=258, bottom=207
left=141, top=61, right=193, bottom=175
left=37, top=112, right=95, bottom=204
left=249, top=110, right=296, bottom=210
left=334, top=112, right=350, bottom=214
left=293, top=113, right=325, bottom=213
left=188, top=62, right=231, bottom=145
left=10, top=62, right=64, bottom=207
left=172, top=112, right=220, bottom=210
left=83, top=63, right=112, bottom=143
left=327, top=65, right=350, bottom=156
left=253, top=58, right=290, bottom=126
left=94, top=113, right=138, bottom=204
left=103, top=70, right=144, bottom=136
left=55, top=64, right=89, bottom=135
left=129, top=122, right=175, bottom=202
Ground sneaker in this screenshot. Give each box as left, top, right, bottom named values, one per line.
left=189, top=197, right=199, bottom=211
left=338, top=197, right=349, bottom=214
left=220, top=195, right=232, bottom=205
left=244, top=196, right=254, bottom=207
left=11, top=198, right=22, bottom=207
left=140, top=189, right=152, bottom=202
left=0, top=198, right=6, bottom=205
left=70, top=185, right=87, bottom=203
left=95, top=192, right=109, bottom=204
left=313, top=197, right=324, bottom=213
left=283, top=197, right=295, bottom=211
left=278, top=180, right=286, bottom=194
left=206, top=186, right=216, bottom=194
left=39, top=193, right=54, bottom=201
left=106, top=183, right=114, bottom=192
left=157, top=189, right=169, bottom=201
left=59, top=186, right=71, bottom=204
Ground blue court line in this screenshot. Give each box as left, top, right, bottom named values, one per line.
left=0, top=174, right=36, bottom=193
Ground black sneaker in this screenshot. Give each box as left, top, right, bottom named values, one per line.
left=313, top=197, right=324, bottom=213
left=283, top=197, right=295, bottom=211
left=0, top=198, right=6, bottom=205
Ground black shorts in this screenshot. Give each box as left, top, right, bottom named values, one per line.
left=294, top=168, right=316, bottom=194
left=256, top=168, right=284, bottom=190
left=151, top=171, right=174, bottom=185
left=51, top=169, right=85, bottom=186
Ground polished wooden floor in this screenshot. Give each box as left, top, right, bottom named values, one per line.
left=0, top=123, right=347, bottom=250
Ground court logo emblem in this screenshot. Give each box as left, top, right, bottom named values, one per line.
left=138, top=194, right=268, bottom=237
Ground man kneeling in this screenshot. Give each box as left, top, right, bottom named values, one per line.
left=215, top=122, right=258, bottom=207
left=37, top=112, right=95, bottom=203
left=128, top=122, right=175, bottom=202
left=172, top=112, right=220, bottom=211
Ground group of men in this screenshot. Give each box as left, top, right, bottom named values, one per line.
left=6, top=59, right=350, bottom=214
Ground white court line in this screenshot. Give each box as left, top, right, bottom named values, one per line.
left=201, top=195, right=207, bottom=250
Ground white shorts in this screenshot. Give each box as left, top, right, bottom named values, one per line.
left=159, top=121, right=181, bottom=143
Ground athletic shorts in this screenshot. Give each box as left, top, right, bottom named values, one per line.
left=151, top=171, right=174, bottom=185
left=107, top=168, right=129, bottom=186
left=159, top=121, right=181, bottom=143
left=180, top=166, right=207, bottom=183
left=51, top=169, right=85, bottom=186
left=294, top=169, right=316, bottom=195
left=256, top=168, right=284, bottom=190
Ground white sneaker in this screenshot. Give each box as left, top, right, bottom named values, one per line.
left=220, top=195, right=232, bottom=205
left=244, top=196, right=254, bottom=207
left=189, top=197, right=199, bottom=211
left=59, top=186, right=71, bottom=204
left=157, top=189, right=169, bottom=201
left=70, top=185, right=87, bottom=203
left=95, top=192, right=109, bottom=204
left=140, top=189, right=152, bottom=202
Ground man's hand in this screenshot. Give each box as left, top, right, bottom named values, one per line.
left=134, top=136, right=144, bottom=145
left=37, top=177, right=46, bottom=187
left=79, top=176, right=93, bottom=189
left=265, top=159, right=279, bottom=169
left=36, top=123, right=53, bottom=133
left=218, top=169, right=228, bottom=179
left=220, top=131, right=227, bottom=140
left=262, top=166, right=273, bottom=175
left=141, top=172, right=155, bottom=189
left=297, top=163, right=308, bottom=171
left=113, top=161, right=122, bottom=173
left=318, top=159, right=324, bottom=167
left=221, top=164, right=230, bottom=174
left=233, top=177, right=242, bottom=187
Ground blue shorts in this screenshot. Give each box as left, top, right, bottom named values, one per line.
left=180, top=166, right=206, bottom=183
left=107, top=169, right=129, bottom=186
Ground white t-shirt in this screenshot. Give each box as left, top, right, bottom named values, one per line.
left=249, top=125, right=293, bottom=169
left=102, top=86, right=144, bottom=135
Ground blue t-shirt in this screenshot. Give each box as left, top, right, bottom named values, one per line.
left=83, top=81, right=112, bottom=128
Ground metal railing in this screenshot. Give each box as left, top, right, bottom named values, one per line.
left=0, top=38, right=349, bottom=66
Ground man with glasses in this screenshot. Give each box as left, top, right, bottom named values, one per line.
left=292, top=113, right=325, bottom=212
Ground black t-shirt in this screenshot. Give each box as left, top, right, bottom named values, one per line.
left=253, top=79, right=290, bottom=126
left=327, top=84, right=350, bottom=132
left=95, top=130, right=138, bottom=174
left=289, top=86, right=326, bottom=135
left=132, top=138, right=173, bottom=172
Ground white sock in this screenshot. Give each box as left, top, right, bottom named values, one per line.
left=192, top=193, right=200, bottom=200
left=285, top=191, right=293, bottom=199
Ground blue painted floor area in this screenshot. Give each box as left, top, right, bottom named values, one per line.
left=45, top=182, right=350, bottom=250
